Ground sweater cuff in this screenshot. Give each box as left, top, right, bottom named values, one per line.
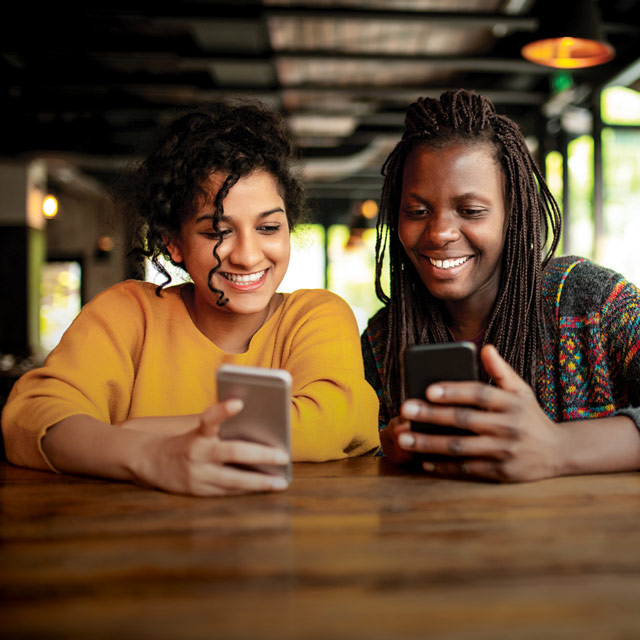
left=614, top=406, right=640, bottom=432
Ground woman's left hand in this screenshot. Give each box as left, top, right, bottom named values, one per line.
left=395, top=344, right=563, bottom=482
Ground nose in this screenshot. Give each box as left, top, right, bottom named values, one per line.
left=424, top=210, right=460, bottom=247
left=227, top=231, right=263, bottom=269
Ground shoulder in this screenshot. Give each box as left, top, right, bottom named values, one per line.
left=557, top=256, right=628, bottom=301
left=74, top=281, right=186, bottom=337
left=85, top=280, right=183, bottom=312
left=281, top=288, right=355, bottom=317
left=541, top=255, right=588, bottom=294
left=363, top=305, right=389, bottom=343
left=273, top=289, right=361, bottom=340
left=543, top=255, right=637, bottom=316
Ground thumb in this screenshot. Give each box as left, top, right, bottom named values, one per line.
left=481, top=344, right=531, bottom=395
left=198, top=399, right=244, bottom=438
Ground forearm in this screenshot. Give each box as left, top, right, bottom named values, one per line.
left=119, top=414, right=200, bottom=435
left=291, top=383, right=380, bottom=461
left=556, top=415, right=640, bottom=476
left=42, top=415, right=156, bottom=482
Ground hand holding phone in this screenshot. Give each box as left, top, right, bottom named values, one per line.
left=216, top=364, right=292, bottom=481
left=404, top=342, right=479, bottom=436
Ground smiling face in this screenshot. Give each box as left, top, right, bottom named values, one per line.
left=398, top=143, right=508, bottom=318
left=166, top=169, right=290, bottom=324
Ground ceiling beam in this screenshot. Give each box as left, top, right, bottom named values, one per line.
left=7, top=84, right=546, bottom=107
left=177, top=51, right=551, bottom=75
left=155, top=6, right=638, bottom=35
left=156, top=9, right=539, bottom=31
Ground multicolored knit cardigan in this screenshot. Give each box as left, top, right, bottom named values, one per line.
left=362, top=255, right=640, bottom=430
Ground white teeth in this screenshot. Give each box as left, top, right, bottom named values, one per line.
left=429, top=256, right=469, bottom=269
left=223, top=270, right=266, bottom=284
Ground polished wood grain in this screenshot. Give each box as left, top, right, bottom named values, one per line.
left=1, top=458, right=640, bottom=639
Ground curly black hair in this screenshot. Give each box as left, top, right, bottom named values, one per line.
left=122, top=99, right=306, bottom=299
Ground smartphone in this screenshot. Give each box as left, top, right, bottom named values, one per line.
left=216, top=364, right=292, bottom=481
left=404, top=342, right=479, bottom=436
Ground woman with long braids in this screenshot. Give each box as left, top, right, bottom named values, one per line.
left=363, top=88, right=640, bottom=482
left=3, top=100, right=380, bottom=495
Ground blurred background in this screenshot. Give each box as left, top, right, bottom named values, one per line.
left=2, top=0, right=640, bottom=375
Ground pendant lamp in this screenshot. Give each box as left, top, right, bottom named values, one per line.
left=521, top=0, right=614, bottom=69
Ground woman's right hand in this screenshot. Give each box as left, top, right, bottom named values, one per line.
left=131, top=399, right=290, bottom=496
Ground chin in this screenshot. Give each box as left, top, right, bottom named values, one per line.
left=223, top=296, right=273, bottom=315
left=424, top=285, right=469, bottom=302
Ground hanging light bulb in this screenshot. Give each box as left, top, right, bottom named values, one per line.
left=43, top=195, right=58, bottom=219
left=521, top=0, right=614, bottom=69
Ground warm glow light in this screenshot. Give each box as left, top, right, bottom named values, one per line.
left=43, top=195, right=58, bottom=218
left=521, top=36, right=614, bottom=69
left=97, top=235, right=115, bottom=252
left=360, top=199, right=379, bottom=219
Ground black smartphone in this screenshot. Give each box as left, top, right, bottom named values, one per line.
left=404, top=342, right=479, bottom=436
left=216, top=364, right=292, bottom=481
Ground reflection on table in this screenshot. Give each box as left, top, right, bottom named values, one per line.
left=2, top=457, right=640, bottom=639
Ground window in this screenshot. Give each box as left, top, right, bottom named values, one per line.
left=40, top=261, right=82, bottom=354
left=327, top=225, right=386, bottom=332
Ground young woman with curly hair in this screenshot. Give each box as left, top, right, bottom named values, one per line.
left=362, top=89, right=640, bottom=482
left=3, top=100, right=380, bottom=495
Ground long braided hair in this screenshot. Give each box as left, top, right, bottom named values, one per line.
left=123, top=99, right=306, bottom=299
left=375, top=89, right=562, bottom=416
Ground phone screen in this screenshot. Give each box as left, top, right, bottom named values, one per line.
left=404, top=342, right=478, bottom=436
left=216, top=364, right=292, bottom=480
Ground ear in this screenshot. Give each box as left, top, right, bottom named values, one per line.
left=164, top=235, right=184, bottom=264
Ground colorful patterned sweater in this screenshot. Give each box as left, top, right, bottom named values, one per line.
left=362, top=256, right=640, bottom=431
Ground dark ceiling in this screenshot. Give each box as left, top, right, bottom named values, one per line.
left=2, top=0, right=640, bottom=204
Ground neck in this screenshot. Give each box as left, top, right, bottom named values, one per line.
left=443, top=300, right=493, bottom=342
left=181, top=285, right=281, bottom=354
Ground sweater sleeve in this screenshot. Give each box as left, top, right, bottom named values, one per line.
left=601, top=278, right=640, bottom=431
left=361, top=329, right=391, bottom=429
left=283, top=290, right=380, bottom=461
left=1, top=283, right=142, bottom=471
left=558, top=260, right=640, bottom=431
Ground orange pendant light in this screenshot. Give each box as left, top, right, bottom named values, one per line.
left=521, top=0, right=614, bottom=69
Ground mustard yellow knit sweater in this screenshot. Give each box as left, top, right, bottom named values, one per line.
left=2, top=281, right=380, bottom=471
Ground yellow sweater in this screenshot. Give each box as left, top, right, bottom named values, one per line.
left=2, top=282, right=380, bottom=471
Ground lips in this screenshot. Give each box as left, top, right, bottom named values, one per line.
left=221, top=269, right=267, bottom=284
left=217, top=269, right=269, bottom=292
left=428, top=256, right=470, bottom=270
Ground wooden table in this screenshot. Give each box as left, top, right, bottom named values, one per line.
left=2, top=458, right=640, bottom=640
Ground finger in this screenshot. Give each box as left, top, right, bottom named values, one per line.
left=422, top=458, right=507, bottom=482
left=401, top=399, right=515, bottom=437
left=418, top=381, right=514, bottom=413
left=210, top=439, right=290, bottom=466
left=389, top=415, right=412, bottom=434
left=481, top=344, right=532, bottom=396
left=199, top=463, right=289, bottom=494
left=398, top=431, right=512, bottom=460
left=199, top=399, right=244, bottom=438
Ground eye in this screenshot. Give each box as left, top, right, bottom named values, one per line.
left=460, top=208, right=485, bottom=217
left=402, top=208, right=428, bottom=219
left=258, top=224, right=281, bottom=234
left=202, top=228, right=231, bottom=239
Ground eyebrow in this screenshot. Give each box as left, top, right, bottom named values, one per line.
left=195, top=207, right=285, bottom=224
left=452, top=192, right=493, bottom=204
left=403, top=191, right=492, bottom=203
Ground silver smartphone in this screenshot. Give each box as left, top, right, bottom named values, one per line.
left=216, top=364, right=292, bottom=481
left=404, top=342, right=479, bottom=436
